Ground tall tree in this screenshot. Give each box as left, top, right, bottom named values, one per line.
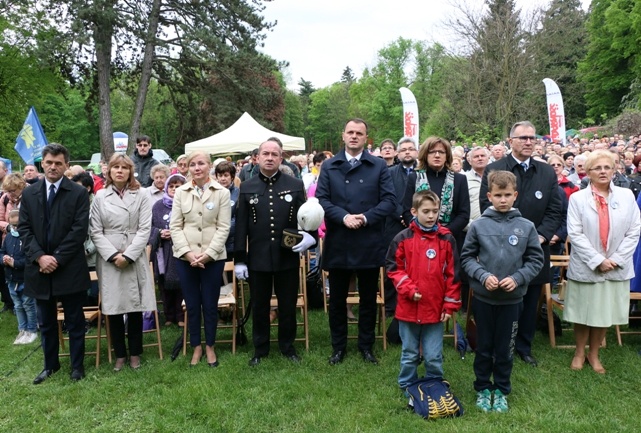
left=578, top=0, right=639, bottom=120
left=9, top=0, right=277, bottom=160
left=530, top=0, right=587, bottom=129
left=444, top=0, right=540, bottom=138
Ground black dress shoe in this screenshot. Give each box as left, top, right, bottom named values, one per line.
left=328, top=350, right=346, bottom=365
left=361, top=350, right=379, bottom=365
left=519, top=353, right=538, bottom=367
left=287, top=354, right=301, bottom=363
left=70, top=369, right=85, bottom=382
left=33, top=367, right=60, bottom=385
left=248, top=356, right=262, bottom=367
left=208, top=360, right=219, bottom=368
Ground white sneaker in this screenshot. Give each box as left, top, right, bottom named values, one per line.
left=13, top=330, right=26, bottom=345
left=22, top=331, right=38, bottom=344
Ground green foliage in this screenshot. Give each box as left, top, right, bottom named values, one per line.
left=306, top=84, right=349, bottom=153
left=579, top=0, right=638, bottom=119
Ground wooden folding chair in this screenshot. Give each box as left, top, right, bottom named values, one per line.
left=345, top=267, right=387, bottom=351
left=615, top=292, right=641, bottom=345
left=57, top=271, right=108, bottom=367
left=182, top=261, right=239, bottom=355
left=270, top=256, right=310, bottom=351
left=544, top=254, right=572, bottom=348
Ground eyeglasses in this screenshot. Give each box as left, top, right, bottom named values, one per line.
left=428, top=150, right=446, bottom=155
left=399, top=147, right=416, bottom=153
left=512, top=136, right=536, bottom=142
left=137, top=143, right=150, bottom=148
left=381, top=147, right=395, bottom=152
left=589, top=166, right=613, bottom=172
left=549, top=163, right=563, bottom=167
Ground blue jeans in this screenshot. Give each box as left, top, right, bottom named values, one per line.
left=8, top=281, right=37, bottom=333
left=398, top=320, right=444, bottom=389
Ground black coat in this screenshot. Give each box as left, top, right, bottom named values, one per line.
left=479, top=156, right=562, bottom=285
left=235, top=170, right=312, bottom=272
left=383, top=164, right=413, bottom=244
left=18, top=177, right=91, bottom=299
left=316, top=150, right=396, bottom=269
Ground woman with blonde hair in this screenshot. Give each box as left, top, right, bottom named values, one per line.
left=565, top=150, right=640, bottom=373
left=171, top=151, right=231, bottom=367
left=90, top=154, right=156, bottom=371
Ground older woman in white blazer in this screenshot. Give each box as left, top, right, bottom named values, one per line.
left=170, top=151, right=230, bottom=368
left=90, top=154, right=156, bottom=372
left=565, top=150, right=641, bottom=374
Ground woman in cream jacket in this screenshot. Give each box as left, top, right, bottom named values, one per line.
left=170, top=151, right=231, bottom=367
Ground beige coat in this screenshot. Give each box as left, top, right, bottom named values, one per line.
left=90, top=187, right=156, bottom=315
left=170, top=178, right=231, bottom=261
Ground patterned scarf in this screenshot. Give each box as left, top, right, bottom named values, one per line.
left=590, top=185, right=610, bottom=251
left=414, top=169, right=455, bottom=224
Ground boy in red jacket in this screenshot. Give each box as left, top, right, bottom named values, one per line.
left=386, top=190, right=461, bottom=394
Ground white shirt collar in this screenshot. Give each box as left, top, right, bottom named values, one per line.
left=45, top=177, right=63, bottom=192
left=346, top=152, right=363, bottom=161
left=511, top=155, right=531, bottom=168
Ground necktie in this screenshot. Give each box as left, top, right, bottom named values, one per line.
left=349, top=158, right=357, bottom=167
left=520, top=162, right=528, bottom=172
left=47, top=184, right=56, bottom=211
left=406, top=167, right=413, bottom=176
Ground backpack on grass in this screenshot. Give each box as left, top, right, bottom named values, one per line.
left=406, top=378, right=464, bottom=420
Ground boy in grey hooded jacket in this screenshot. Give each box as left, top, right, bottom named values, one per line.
left=461, top=170, right=543, bottom=413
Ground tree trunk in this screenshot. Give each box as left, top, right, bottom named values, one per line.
left=95, top=1, right=116, bottom=163
left=129, top=0, right=162, bottom=151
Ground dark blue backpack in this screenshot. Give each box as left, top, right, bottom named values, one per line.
left=406, top=378, right=464, bottom=420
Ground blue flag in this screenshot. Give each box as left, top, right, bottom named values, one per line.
left=14, top=106, right=48, bottom=165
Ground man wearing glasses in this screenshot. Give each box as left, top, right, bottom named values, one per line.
left=480, top=121, right=562, bottom=367
left=131, top=135, right=160, bottom=188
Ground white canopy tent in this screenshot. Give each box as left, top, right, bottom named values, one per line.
left=184, top=112, right=305, bottom=155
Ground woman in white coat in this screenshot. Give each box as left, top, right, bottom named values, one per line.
left=565, top=150, right=641, bottom=374
left=90, top=154, right=156, bottom=371
left=171, top=151, right=230, bottom=367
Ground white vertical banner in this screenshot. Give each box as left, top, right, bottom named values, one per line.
left=399, top=87, right=419, bottom=146
left=542, top=78, right=566, bottom=145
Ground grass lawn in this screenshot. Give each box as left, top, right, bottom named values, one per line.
left=1, top=306, right=640, bottom=433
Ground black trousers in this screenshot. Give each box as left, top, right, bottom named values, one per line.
left=249, top=268, right=299, bottom=357
left=37, top=291, right=87, bottom=371
left=108, top=312, right=143, bottom=358
left=515, top=284, right=542, bottom=356
left=328, top=268, right=379, bottom=353
left=472, top=297, right=522, bottom=395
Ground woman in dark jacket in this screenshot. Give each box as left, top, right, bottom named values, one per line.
left=214, top=161, right=239, bottom=260
left=150, top=173, right=186, bottom=326
left=402, top=137, right=470, bottom=251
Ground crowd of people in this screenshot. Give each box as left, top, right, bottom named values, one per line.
left=1, top=122, right=640, bottom=417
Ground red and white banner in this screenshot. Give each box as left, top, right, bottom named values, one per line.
left=399, top=87, right=419, bottom=147
left=542, top=78, right=566, bottom=145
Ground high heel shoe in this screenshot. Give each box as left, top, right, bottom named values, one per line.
left=586, top=356, right=606, bottom=374
left=114, top=357, right=126, bottom=372
left=205, top=346, right=218, bottom=367
left=570, top=356, right=586, bottom=371
left=129, top=355, right=141, bottom=370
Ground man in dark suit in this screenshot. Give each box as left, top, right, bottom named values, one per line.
left=18, top=143, right=91, bottom=384
left=383, top=137, right=418, bottom=316
left=479, top=121, right=562, bottom=367
left=316, top=118, right=396, bottom=365
left=234, top=140, right=316, bottom=366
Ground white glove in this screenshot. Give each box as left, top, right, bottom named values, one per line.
left=234, top=263, right=249, bottom=280
left=292, top=231, right=316, bottom=253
